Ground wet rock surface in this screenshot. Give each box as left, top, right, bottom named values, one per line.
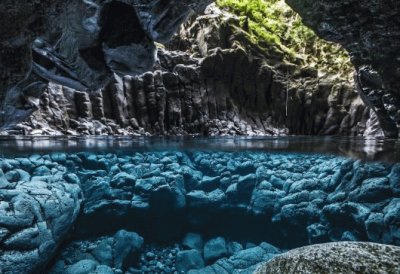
left=0, top=151, right=399, bottom=273
left=286, top=0, right=400, bottom=137
left=1, top=1, right=399, bottom=137
left=256, top=241, right=400, bottom=274
left=1, top=5, right=382, bottom=137
left=0, top=0, right=212, bottom=130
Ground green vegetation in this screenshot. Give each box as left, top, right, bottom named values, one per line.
left=216, top=0, right=353, bottom=78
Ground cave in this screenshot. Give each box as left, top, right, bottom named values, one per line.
left=0, top=0, right=399, bottom=273
left=100, top=1, right=147, bottom=48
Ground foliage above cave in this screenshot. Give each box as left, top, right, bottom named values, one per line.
left=216, top=0, right=353, bottom=78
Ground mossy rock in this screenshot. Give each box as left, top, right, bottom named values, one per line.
left=216, top=0, right=353, bottom=79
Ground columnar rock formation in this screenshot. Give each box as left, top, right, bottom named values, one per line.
left=285, top=0, right=400, bottom=137
left=3, top=6, right=383, bottom=136
left=0, top=1, right=399, bottom=137
left=0, top=0, right=212, bottom=129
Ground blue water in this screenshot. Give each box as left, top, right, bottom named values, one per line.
left=0, top=137, right=399, bottom=273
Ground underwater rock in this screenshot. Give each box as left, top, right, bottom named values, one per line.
left=189, top=242, right=281, bottom=274
left=113, top=230, right=144, bottom=269
left=1, top=151, right=400, bottom=272
left=0, top=157, right=83, bottom=273
left=65, top=259, right=99, bottom=274
left=50, top=230, right=144, bottom=273
left=182, top=233, right=204, bottom=251
left=55, top=151, right=400, bottom=248
left=176, top=250, right=205, bottom=273
left=203, top=237, right=229, bottom=263
left=255, top=242, right=400, bottom=274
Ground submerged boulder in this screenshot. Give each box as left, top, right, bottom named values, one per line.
left=182, top=233, right=204, bottom=251
left=189, top=242, right=281, bottom=274
left=50, top=230, right=144, bottom=273
left=0, top=165, right=83, bottom=273
left=256, top=242, right=400, bottom=274
left=203, top=237, right=229, bottom=263
left=176, top=250, right=205, bottom=273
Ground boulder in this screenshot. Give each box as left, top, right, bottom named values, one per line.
left=186, top=189, right=226, bottom=208
left=182, top=233, right=204, bottom=251
left=176, top=250, right=205, bottom=273
left=256, top=242, right=400, bottom=274
left=203, top=237, right=228, bottom=263
left=113, top=230, right=144, bottom=270
left=65, top=259, right=98, bottom=274
left=0, top=176, right=82, bottom=273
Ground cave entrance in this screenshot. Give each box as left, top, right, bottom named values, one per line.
left=100, top=1, right=146, bottom=48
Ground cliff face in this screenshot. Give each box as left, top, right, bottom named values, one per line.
left=0, top=0, right=212, bottom=128
left=3, top=5, right=382, bottom=136
left=285, top=0, right=400, bottom=137
left=1, top=1, right=397, bottom=137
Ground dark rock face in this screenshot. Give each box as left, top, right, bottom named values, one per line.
left=4, top=6, right=383, bottom=136
left=0, top=0, right=212, bottom=129
left=256, top=241, right=400, bottom=274
left=285, top=0, right=400, bottom=137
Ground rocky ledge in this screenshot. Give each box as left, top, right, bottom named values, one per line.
left=256, top=241, right=400, bottom=274
left=0, top=151, right=399, bottom=273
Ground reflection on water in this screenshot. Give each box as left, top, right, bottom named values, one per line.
left=0, top=136, right=398, bottom=162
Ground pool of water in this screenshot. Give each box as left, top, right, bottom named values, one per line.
left=0, top=136, right=399, bottom=274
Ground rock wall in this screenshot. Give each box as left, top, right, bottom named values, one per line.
left=285, top=0, right=400, bottom=137
left=1, top=1, right=398, bottom=137
left=4, top=6, right=383, bottom=137
left=0, top=0, right=212, bottom=129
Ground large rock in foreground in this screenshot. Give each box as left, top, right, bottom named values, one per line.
left=0, top=156, right=83, bottom=273
left=256, top=241, right=400, bottom=274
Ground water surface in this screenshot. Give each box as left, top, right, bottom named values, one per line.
left=0, top=136, right=399, bottom=162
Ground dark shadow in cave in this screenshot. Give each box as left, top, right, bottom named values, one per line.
left=99, top=1, right=147, bottom=48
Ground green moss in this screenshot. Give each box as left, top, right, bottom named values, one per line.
left=216, top=0, right=353, bottom=78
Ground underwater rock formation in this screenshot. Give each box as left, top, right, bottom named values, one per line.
left=0, top=155, right=83, bottom=273
left=4, top=6, right=383, bottom=136
left=256, top=241, right=400, bottom=274
left=285, top=0, right=400, bottom=137
left=50, top=232, right=281, bottom=273
left=0, top=151, right=399, bottom=272
left=50, top=229, right=144, bottom=273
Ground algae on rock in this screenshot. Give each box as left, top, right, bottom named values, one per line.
left=216, top=0, right=353, bottom=79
